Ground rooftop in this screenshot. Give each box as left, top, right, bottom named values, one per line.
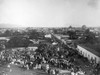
left=78, top=44, right=100, bottom=57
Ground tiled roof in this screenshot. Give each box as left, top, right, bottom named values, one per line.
left=78, top=44, right=100, bottom=57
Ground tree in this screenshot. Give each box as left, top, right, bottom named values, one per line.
left=6, top=36, right=31, bottom=48
left=12, top=31, right=21, bottom=36
left=29, top=30, right=44, bottom=39
left=3, top=30, right=12, bottom=37
left=67, top=31, right=77, bottom=39
left=82, top=25, right=87, bottom=30
left=80, top=29, right=96, bottom=44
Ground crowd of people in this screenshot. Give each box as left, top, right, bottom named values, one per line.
left=0, top=38, right=100, bottom=75
left=0, top=44, right=84, bottom=75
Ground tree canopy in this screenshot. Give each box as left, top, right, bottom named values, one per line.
left=6, top=36, right=31, bottom=48
left=29, top=30, right=44, bottom=39
left=67, top=31, right=78, bottom=39
left=80, top=29, right=96, bottom=44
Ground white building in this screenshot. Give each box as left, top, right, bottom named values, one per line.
left=27, top=46, right=38, bottom=51
left=0, top=37, right=10, bottom=42
left=45, top=34, right=52, bottom=38
left=77, top=45, right=100, bottom=64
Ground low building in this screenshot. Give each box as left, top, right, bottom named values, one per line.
left=27, top=46, right=38, bottom=51
left=77, top=45, right=100, bottom=64
left=45, top=34, right=52, bottom=38
left=0, top=37, right=10, bottom=42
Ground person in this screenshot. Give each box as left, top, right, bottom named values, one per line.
left=7, top=64, right=10, bottom=68
left=52, top=69, right=56, bottom=75
left=55, top=69, right=59, bottom=75
left=46, top=64, right=49, bottom=73
left=38, top=64, right=41, bottom=69
left=71, top=71, right=75, bottom=75
left=26, top=64, right=29, bottom=70
left=48, top=68, right=51, bottom=74
left=9, top=69, right=12, bottom=72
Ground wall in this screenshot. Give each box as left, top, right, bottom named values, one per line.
left=77, top=45, right=100, bottom=63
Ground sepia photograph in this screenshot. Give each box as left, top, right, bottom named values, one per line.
left=0, top=0, right=100, bottom=75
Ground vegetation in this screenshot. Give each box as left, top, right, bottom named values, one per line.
left=6, top=36, right=31, bottom=48
left=78, top=29, right=100, bottom=53
left=29, top=30, right=44, bottom=39
left=67, top=30, right=78, bottom=39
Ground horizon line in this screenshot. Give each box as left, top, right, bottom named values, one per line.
left=0, top=23, right=100, bottom=28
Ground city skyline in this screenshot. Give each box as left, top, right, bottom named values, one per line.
left=0, top=0, right=100, bottom=27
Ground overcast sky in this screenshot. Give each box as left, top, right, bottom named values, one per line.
left=0, top=0, right=100, bottom=27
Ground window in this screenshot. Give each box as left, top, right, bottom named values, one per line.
left=95, top=57, right=97, bottom=63
left=88, top=55, right=90, bottom=59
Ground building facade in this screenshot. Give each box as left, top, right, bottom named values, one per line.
left=77, top=45, right=100, bottom=64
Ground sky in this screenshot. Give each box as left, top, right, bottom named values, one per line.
left=0, top=0, right=100, bottom=27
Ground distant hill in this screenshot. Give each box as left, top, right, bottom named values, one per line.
left=0, top=24, right=19, bottom=28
